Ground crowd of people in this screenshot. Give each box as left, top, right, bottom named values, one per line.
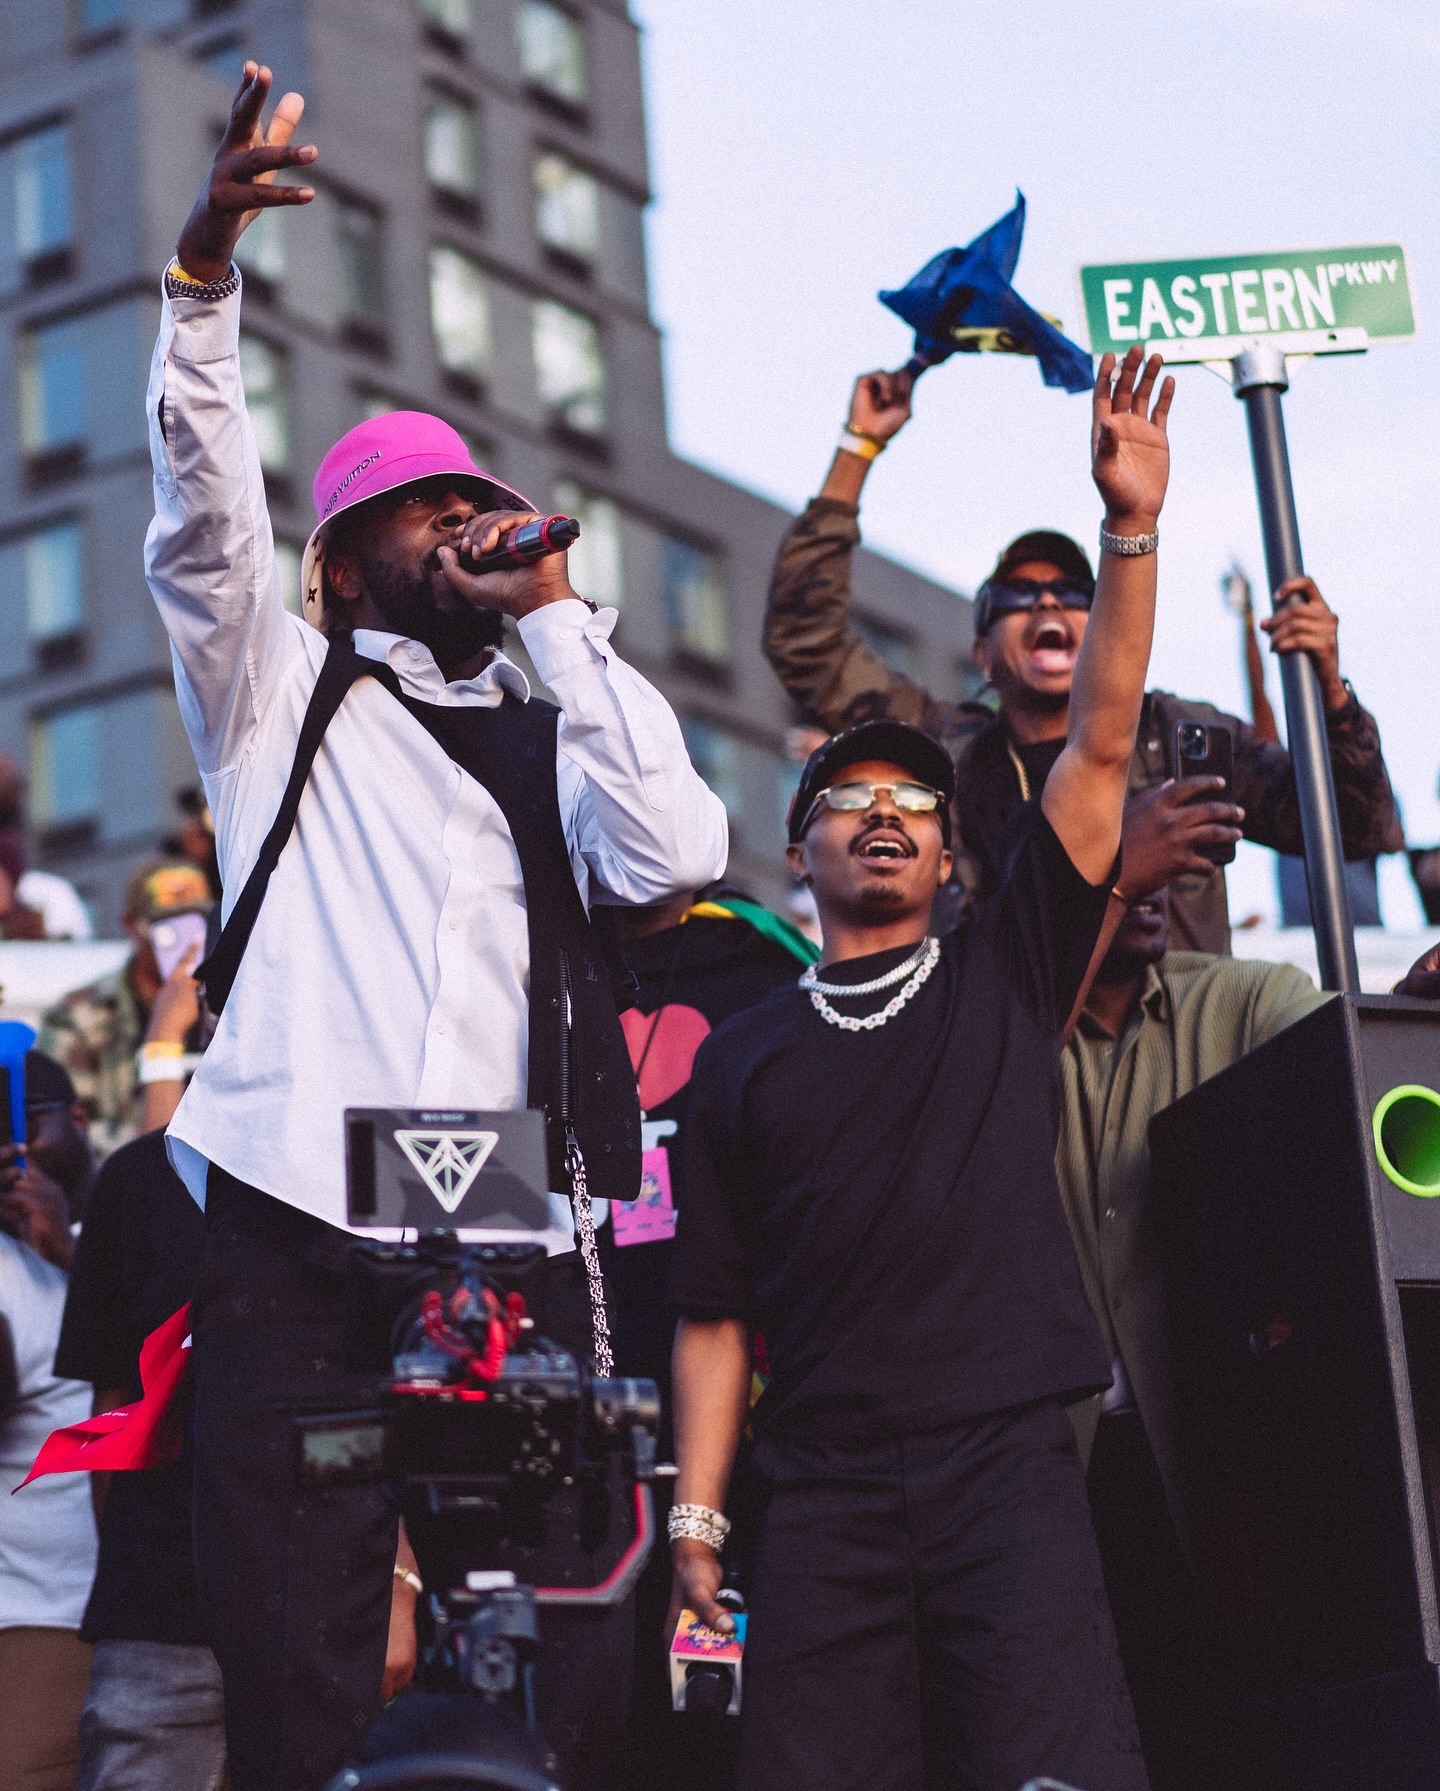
left=2, top=57, right=1438, bottom=1791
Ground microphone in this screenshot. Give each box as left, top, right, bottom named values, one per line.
left=458, top=514, right=580, bottom=574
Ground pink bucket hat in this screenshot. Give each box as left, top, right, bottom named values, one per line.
left=298, top=412, right=531, bottom=629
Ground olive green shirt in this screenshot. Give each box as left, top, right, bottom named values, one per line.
left=1056, top=951, right=1328, bottom=1524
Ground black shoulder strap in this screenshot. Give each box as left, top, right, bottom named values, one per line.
left=198, top=636, right=387, bottom=1016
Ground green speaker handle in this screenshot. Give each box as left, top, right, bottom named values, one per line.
left=1372, top=1084, right=1440, bottom=1198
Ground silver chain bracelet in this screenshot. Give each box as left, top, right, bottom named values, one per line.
left=163, top=259, right=241, bottom=303
left=668, top=1502, right=731, bottom=1552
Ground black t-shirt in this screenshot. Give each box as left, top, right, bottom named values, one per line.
left=601, top=914, right=804, bottom=1397
left=54, top=1129, right=207, bottom=1646
left=670, top=810, right=1112, bottom=1446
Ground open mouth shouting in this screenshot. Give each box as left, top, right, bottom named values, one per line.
left=1023, top=612, right=1078, bottom=678
left=852, top=823, right=918, bottom=865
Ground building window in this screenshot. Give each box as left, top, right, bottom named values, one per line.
left=336, top=198, right=386, bottom=331
left=4, top=123, right=73, bottom=288
left=419, top=0, right=470, bottom=45
left=23, top=521, right=84, bottom=644
left=552, top=478, right=621, bottom=609
left=682, top=718, right=742, bottom=828
left=30, top=704, right=100, bottom=831
left=197, top=35, right=246, bottom=83
left=0, top=519, right=85, bottom=679
left=663, top=537, right=727, bottom=662
left=31, top=688, right=165, bottom=846
left=424, top=91, right=480, bottom=200
left=76, top=0, right=128, bottom=34
left=19, top=317, right=86, bottom=459
left=429, top=246, right=492, bottom=384
left=17, top=300, right=149, bottom=480
left=273, top=539, right=303, bottom=616
left=239, top=334, right=290, bottom=474
left=232, top=204, right=286, bottom=289
left=776, top=758, right=804, bottom=842
left=533, top=152, right=599, bottom=266
left=531, top=299, right=605, bottom=435
left=516, top=1, right=587, bottom=107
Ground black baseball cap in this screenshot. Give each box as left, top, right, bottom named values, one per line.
left=24, top=1050, right=77, bottom=1114
left=787, top=721, right=955, bottom=845
left=973, top=530, right=1095, bottom=636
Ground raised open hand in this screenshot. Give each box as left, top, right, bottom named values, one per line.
left=1091, top=347, right=1174, bottom=528
left=176, top=62, right=316, bottom=284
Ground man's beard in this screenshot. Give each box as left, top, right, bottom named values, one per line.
left=363, top=558, right=505, bottom=667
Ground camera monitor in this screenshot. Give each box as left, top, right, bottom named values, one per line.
left=344, top=1107, right=557, bottom=1238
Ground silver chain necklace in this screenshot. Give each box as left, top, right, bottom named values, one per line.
left=799, top=936, right=940, bottom=1032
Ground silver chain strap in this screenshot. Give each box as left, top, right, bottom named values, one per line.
left=565, top=1127, right=613, bottom=1377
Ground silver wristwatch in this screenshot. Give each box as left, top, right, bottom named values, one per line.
left=1099, top=522, right=1159, bottom=557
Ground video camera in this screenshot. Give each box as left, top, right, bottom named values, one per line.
left=298, top=1229, right=660, bottom=1790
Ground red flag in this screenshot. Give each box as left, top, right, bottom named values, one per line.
left=16, top=1302, right=192, bottom=1488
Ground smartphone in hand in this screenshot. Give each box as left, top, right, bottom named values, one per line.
left=1174, top=722, right=1237, bottom=866
left=151, top=911, right=209, bottom=983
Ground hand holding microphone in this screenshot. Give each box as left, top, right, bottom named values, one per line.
left=459, top=513, right=580, bottom=574
left=438, top=510, right=583, bottom=619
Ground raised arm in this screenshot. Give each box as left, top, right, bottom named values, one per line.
left=1042, top=349, right=1174, bottom=884
left=763, top=371, right=957, bottom=738
left=143, top=64, right=317, bottom=775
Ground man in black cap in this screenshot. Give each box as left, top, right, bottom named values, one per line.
left=764, top=366, right=1401, bottom=952
left=670, top=349, right=1174, bottom=1791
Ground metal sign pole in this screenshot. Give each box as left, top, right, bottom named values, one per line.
left=1231, top=343, right=1359, bottom=993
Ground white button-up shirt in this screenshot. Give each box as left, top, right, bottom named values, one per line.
left=143, top=286, right=727, bottom=1229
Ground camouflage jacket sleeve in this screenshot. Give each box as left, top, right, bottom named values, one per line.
left=764, top=497, right=980, bottom=742
left=1148, top=689, right=1405, bottom=860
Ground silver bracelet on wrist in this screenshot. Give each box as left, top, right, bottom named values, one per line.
left=1099, top=523, right=1159, bottom=557
left=668, top=1502, right=731, bottom=1553
left=164, top=259, right=241, bottom=303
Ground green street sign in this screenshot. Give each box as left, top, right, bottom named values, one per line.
left=1078, top=245, right=1416, bottom=362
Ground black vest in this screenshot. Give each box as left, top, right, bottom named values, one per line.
left=394, top=686, right=641, bottom=1205
left=199, top=635, right=641, bottom=1208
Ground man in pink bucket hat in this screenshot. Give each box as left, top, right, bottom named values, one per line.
left=142, top=65, right=726, bottom=1791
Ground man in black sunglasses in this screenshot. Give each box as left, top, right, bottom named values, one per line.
left=764, top=367, right=1402, bottom=954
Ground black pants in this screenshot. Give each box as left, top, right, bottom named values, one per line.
left=739, top=1399, right=1149, bottom=1791
left=1087, top=1411, right=1236, bottom=1791
left=191, top=1173, right=632, bottom=1791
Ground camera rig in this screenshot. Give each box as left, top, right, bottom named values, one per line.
left=299, top=1235, right=660, bottom=1791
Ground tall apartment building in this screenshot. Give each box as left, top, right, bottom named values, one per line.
left=0, top=0, right=973, bottom=933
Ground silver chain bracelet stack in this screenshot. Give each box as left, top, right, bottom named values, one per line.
left=163, top=259, right=241, bottom=303
left=668, top=1502, right=732, bottom=1553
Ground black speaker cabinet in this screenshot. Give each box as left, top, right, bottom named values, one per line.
left=1149, top=993, right=1440, bottom=1790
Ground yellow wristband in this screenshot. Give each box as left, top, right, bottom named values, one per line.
left=141, top=1040, right=185, bottom=1060
left=167, top=260, right=204, bottom=286
left=838, top=428, right=883, bottom=463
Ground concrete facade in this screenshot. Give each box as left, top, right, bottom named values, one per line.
left=0, top=0, right=972, bottom=932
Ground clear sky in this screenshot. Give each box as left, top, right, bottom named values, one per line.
left=631, top=0, right=1440, bottom=928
